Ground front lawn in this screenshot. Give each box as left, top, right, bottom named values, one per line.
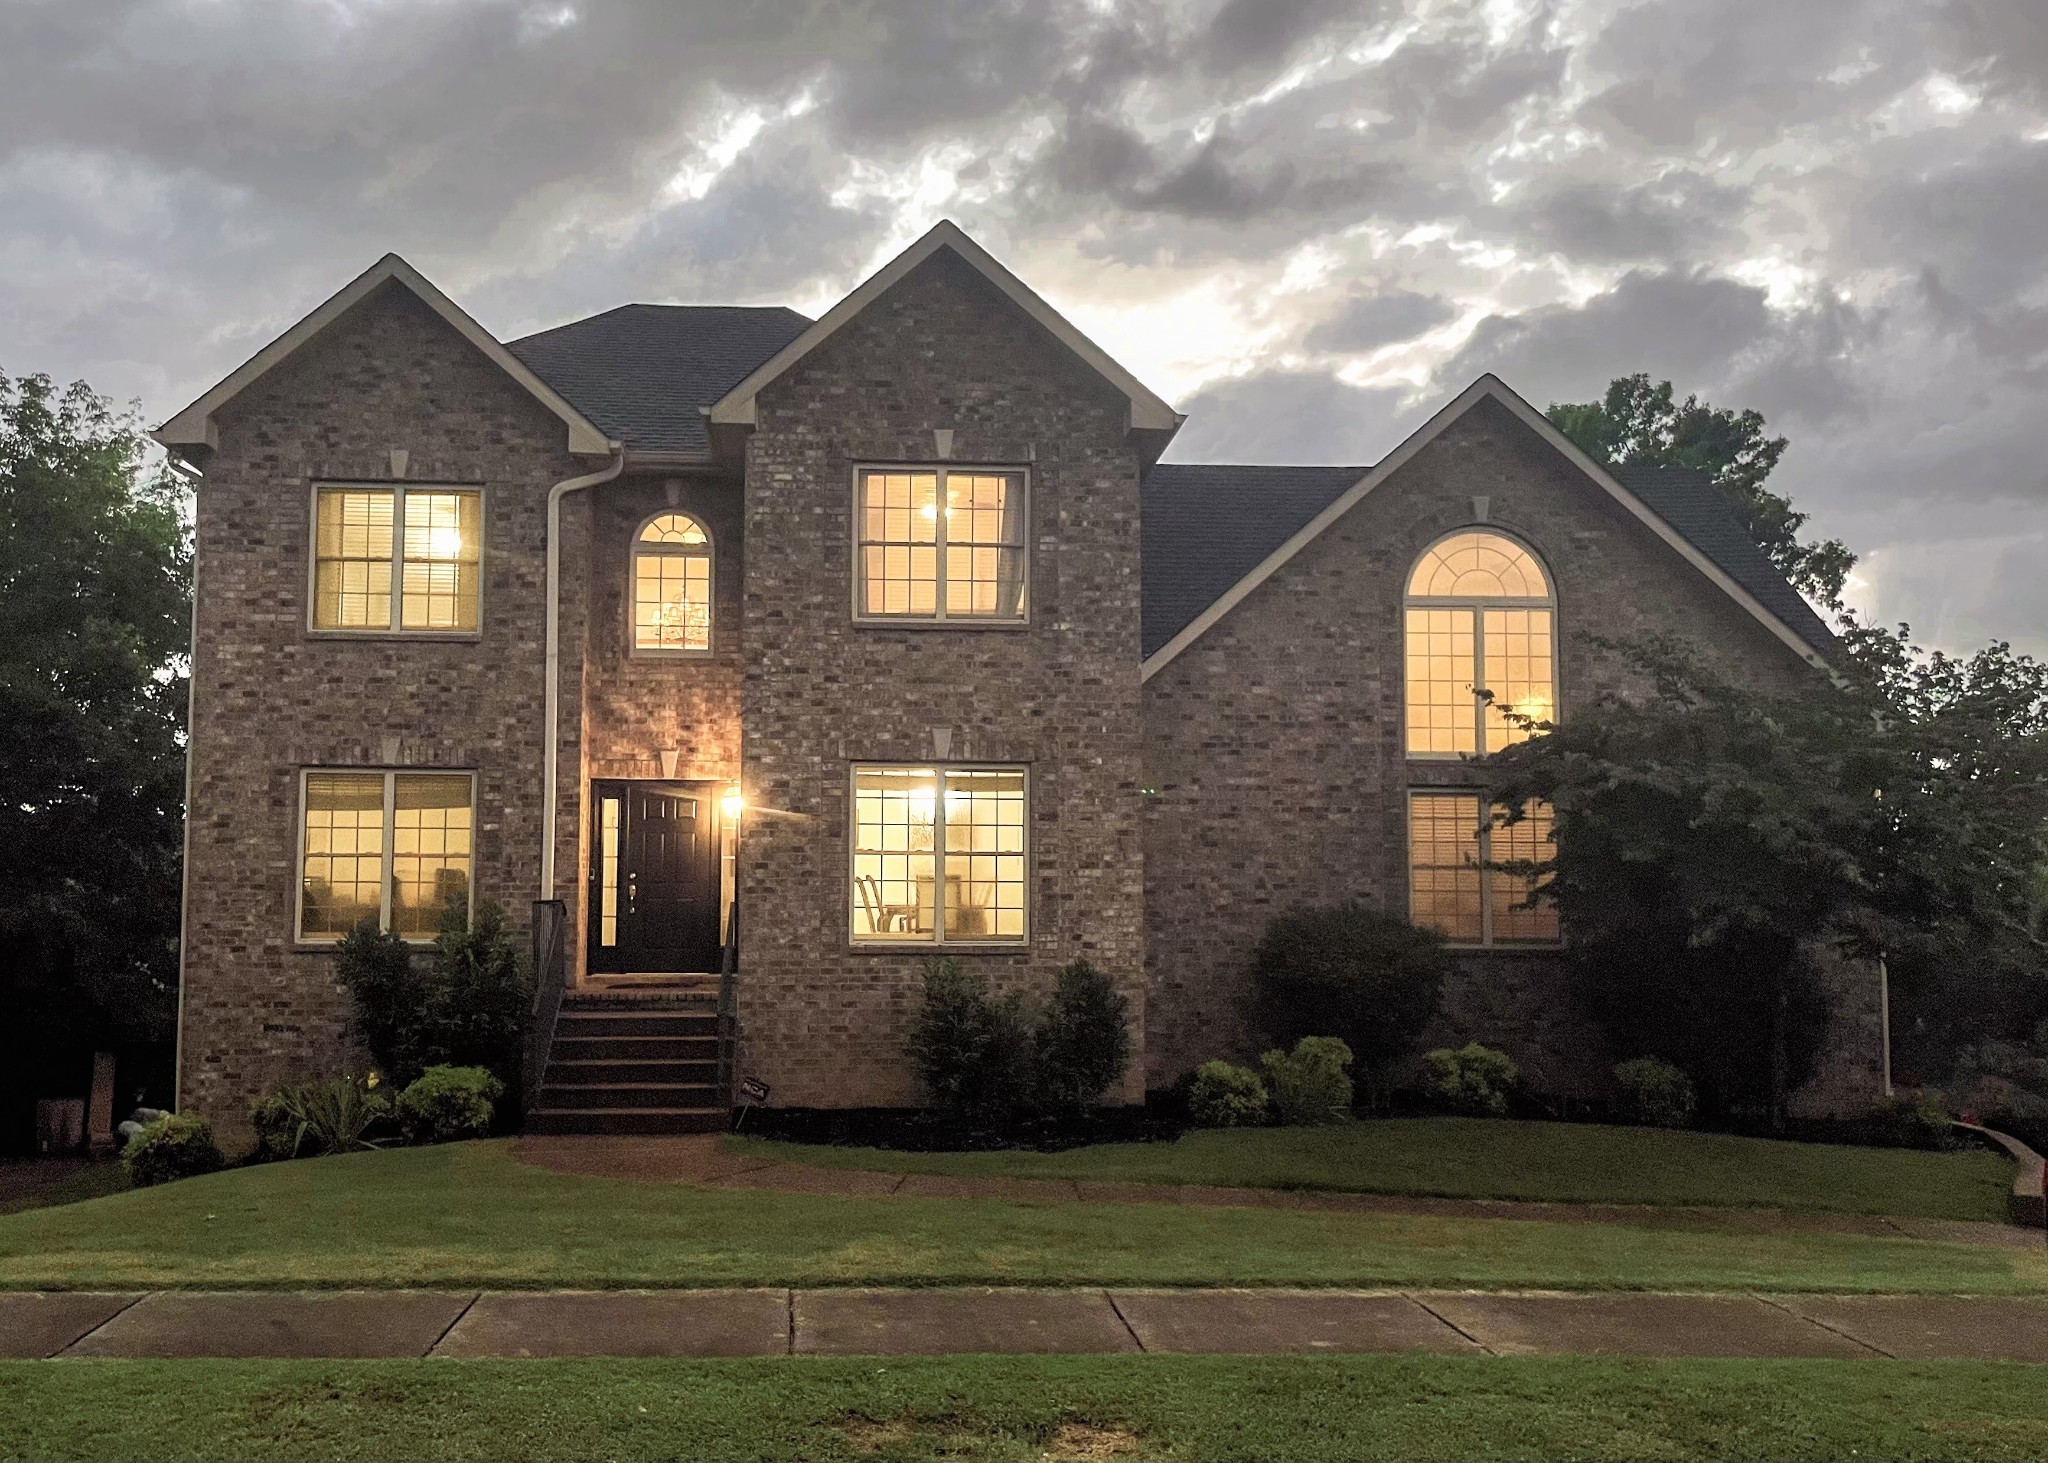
left=0, top=1141, right=2039, bottom=1294
left=9, top=1356, right=2048, bottom=1462
left=731, top=1118, right=2018, bottom=1223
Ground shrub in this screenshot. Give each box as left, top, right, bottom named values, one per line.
left=1187, top=1061, right=1269, bottom=1127
left=255, top=1076, right=390, bottom=1157
left=1254, top=905, right=1449, bottom=1102
left=336, top=918, right=422, bottom=1078
left=905, top=958, right=1036, bottom=1126
left=1035, top=961, right=1133, bottom=1113
left=249, top=1092, right=300, bottom=1160
left=121, top=1114, right=224, bottom=1187
left=1863, top=1090, right=1955, bottom=1150
left=1260, top=1037, right=1355, bottom=1126
left=1423, top=1043, right=1519, bottom=1117
left=1958, top=1075, right=2048, bottom=1152
left=396, top=1065, right=504, bottom=1144
left=1613, top=1056, right=1697, bottom=1129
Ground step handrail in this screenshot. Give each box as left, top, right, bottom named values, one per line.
left=716, top=897, right=739, bottom=1116
left=525, top=899, right=569, bottom=1121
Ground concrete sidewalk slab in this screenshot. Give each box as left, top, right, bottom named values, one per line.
left=434, top=1289, right=790, bottom=1357
left=1112, top=1289, right=1480, bottom=1354
left=62, top=1290, right=473, bottom=1359
left=0, top=1293, right=141, bottom=1358
left=1419, top=1292, right=1871, bottom=1358
left=1781, top=1296, right=2048, bottom=1361
left=793, top=1288, right=1138, bottom=1355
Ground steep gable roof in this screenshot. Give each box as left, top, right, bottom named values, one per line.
left=154, top=254, right=613, bottom=461
left=507, top=304, right=812, bottom=457
left=1140, top=375, right=1839, bottom=678
left=707, top=220, right=1182, bottom=443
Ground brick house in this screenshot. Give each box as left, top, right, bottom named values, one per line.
left=156, top=221, right=1876, bottom=1141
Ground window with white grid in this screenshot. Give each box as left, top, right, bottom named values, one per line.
left=312, top=485, right=481, bottom=632
left=851, top=766, right=1027, bottom=942
left=632, top=512, right=714, bottom=652
left=857, top=468, right=1026, bottom=621
left=1407, top=790, right=1559, bottom=946
left=1404, top=531, right=1554, bottom=757
left=299, top=770, right=474, bottom=942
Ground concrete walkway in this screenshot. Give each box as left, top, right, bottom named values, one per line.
left=515, top=1135, right=2043, bottom=1250
left=10, top=1289, right=2048, bottom=1361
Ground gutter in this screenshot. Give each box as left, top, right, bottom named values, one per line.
left=541, top=445, right=627, bottom=900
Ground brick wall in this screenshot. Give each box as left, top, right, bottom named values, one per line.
left=178, top=282, right=585, bottom=1144
left=736, top=249, right=1147, bottom=1106
left=1139, top=395, right=1848, bottom=1098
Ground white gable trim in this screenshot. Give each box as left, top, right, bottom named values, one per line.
left=155, top=254, right=614, bottom=458
left=708, top=220, right=1180, bottom=434
left=1140, top=374, right=1834, bottom=681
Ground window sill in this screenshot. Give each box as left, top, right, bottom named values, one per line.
left=628, top=647, right=717, bottom=660
left=849, top=940, right=1031, bottom=954
left=292, top=939, right=440, bottom=954
left=1442, top=943, right=1565, bottom=953
left=305, top=630, right=483, bottom=643
left=851, top=617, right=1032, bottom=632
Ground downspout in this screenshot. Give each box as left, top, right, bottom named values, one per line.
left=165, top=454, right=204, bottom=1114
left=542, top=445, right=627, bottom=900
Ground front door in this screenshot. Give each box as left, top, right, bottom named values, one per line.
left=587, top=781, right=723, bottom=974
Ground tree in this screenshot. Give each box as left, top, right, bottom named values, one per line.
left=1486, top=629, right=2048, bottom=1121
left=0, top=373, right=190, bottom=1145
left=1547, top=374, right=1855, bottom=602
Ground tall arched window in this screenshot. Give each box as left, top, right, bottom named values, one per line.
left=633, top=512, right=713, bottom=652
left=1404, top=530, right=1554, bottom=756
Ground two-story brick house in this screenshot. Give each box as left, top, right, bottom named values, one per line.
left=156, top=221, right=1876, bottom=1142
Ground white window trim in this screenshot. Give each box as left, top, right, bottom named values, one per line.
left=305, top=481, right=486, bottom=638
left=846, top=762, right=1032, bottom=949
left=850, top=464, right=1032, bottom=627
left=1402, top=526, right=1559, bottom=762
left=628, top=509, right=717, bottom=658
left=1406, top=790, right=1561, bottom=949
left=295, top=767, right=478, bottom=946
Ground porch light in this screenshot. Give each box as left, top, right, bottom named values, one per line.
left=721, top=784, right=744, bottom=822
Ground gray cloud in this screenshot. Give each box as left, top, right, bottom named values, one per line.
left=1165, top=370, right=1416, bottom=465
left=1303, top=289, right=1454, bottom=353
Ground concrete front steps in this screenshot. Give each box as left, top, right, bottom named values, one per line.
left=527, top=990, right=727, bottom=1135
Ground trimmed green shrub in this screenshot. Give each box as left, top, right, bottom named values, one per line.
left=336, top=899, right=528, bottom=1093
left=336, top=917, right=422, bottom=1078
left=1260, top=1037, right=1355, bottom=1126
left=905, top=958, right=1035, bottom=1126
left=1424, top=1043, right=1518, bottom=1117
left=1864, top=1090, right=1955, bottom=1150
left=1187, top=1061, right=1269, bottom=1128
left=1035, top=961, right=1133, bottom=1113
left=121, top=1114, right=224, bottom=1187
left=1614, top=1056, right=1697, bottom=1129
left=396, top=1065, right=504, bottom=1144
left=1254, top=905, right=1449, bottom=1102
left=249, top=1092, right=300, bottom=1160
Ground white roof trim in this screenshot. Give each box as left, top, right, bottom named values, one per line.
left=1140, top=374, right=1833, bottom=682
left=708, top=219, right=1180, bottom=434
left=155, top=254, right=614, bottom=458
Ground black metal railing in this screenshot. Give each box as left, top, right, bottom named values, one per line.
left=716, top=898, right=739, bottom=1111
left=524, top=899, right=568, bottom=1120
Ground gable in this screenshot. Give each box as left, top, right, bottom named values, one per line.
left=1140, top=375, right=1838, bottom=677
left=707, top=220, right=1181, bottom=450
left=155, top=255, right=613, bottom=463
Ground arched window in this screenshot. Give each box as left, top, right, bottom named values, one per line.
left=1404, top=530, right=1554, bottom=756
left=632, top=512, right=713, bottom=652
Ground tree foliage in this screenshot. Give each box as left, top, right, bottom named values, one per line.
left=0, top=373, right=190, bottom=1140
left=1547, top=374, right=1854, bottom=602
left=1487, top=629, right=2048, bottom=1117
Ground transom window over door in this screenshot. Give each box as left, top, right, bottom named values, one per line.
left=1404, top=530, right=1555, bottom=757
left=851, top=765, right=1027, bottom=942
left=1408, top=791, right=1559, bottom=945
left=856, top=468, right=1027, bottom=621
left=312, top=485, right=481, bottom=632
left=633, top=512, right=714, bottom=652
left=299, top=770, right=474, bottom=942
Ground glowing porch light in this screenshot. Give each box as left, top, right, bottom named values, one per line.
left=721, top=785, right=744, bottom=822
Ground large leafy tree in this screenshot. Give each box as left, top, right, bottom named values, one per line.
left=1547, top=374, right=1855, bottom=603
left=0, top=373, right=191, bottom=1138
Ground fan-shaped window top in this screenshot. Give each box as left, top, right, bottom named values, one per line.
left=633, top=512, right=712, bottom=652
left=640, top=513, right=709, bottom=547
left=1407, top=532, right=1549, bottom=600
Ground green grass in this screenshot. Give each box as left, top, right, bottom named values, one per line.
left=0, top=1141, right=2040, bottom=1294
left=732, top=1118, right=2018, bottom=1222
left=8, top=1356, right=2048, bottom=1461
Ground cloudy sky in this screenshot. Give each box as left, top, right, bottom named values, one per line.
left=4, top=0, right=2044, bottom=653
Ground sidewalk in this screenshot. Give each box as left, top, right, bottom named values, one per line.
left=515, top=1135, right=2042, bottom=1249
left=9, top=1288, right=2048, bottom=1361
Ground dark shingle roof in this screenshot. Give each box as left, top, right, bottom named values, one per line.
left=1142, top=463, right=1370, bottom=658
left=1140, top=459, right=1837, bottom=663
left=506, top=304, right=811, bottom=455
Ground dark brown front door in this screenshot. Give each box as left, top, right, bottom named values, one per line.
left=587, top=781, right=723, bottom=973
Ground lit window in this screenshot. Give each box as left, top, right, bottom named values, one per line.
left=632, top=512, right=714, bottom=652
left=852, top=766, right=1027, bottom=942
left=300, top=770, right=473, bottom=941
left=1404, top=531, right=1554, bottom=756
left=1407, top=791, right=1558, bottom=945
left=857, top=468, right=1026, bottom=621
left=313, top=486, right=480, bottom=631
